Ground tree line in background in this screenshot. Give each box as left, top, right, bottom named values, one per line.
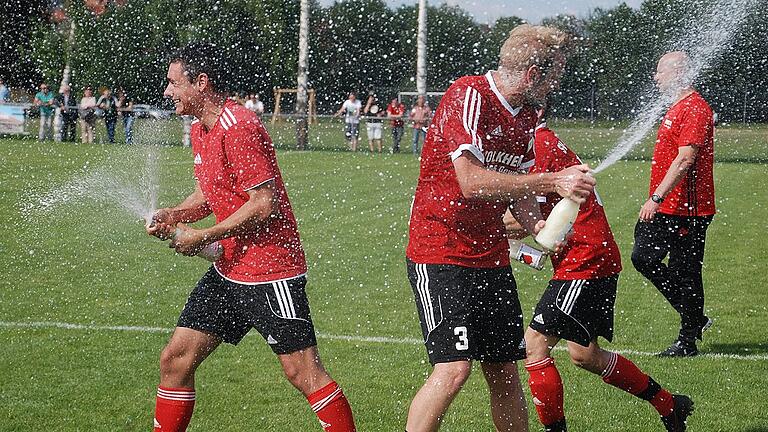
left=3, top=0, right=767, bottom=122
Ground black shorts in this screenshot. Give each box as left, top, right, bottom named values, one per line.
left=406, top=259, right=527, bottom=365
left=528, top=275, right=619, bottom=347
left=177, top=267, right=317, bottom=354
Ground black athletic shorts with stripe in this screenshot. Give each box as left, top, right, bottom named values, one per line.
left=177, top=267, right=317, bottom=354
left=406, top=259, right=527, bottom=365
left=528, top=275, right=619, bottom=347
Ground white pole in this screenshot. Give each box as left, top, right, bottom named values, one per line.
left=54, top=18, right=75, bottom=142
left=416, top=0, right=427, bottom=96
left=296, top=0, right=310, bottom=150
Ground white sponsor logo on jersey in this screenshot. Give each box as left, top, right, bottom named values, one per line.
left=534, top=314, right=545, bottom=324
left=490, top=125, right=503, bottom=136
left=267, top=335, right=278, bottom=344
left=664, top=118, right=673, bottom=129
left=194, top=153, right=202, bottom=165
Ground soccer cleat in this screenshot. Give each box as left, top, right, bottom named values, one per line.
left=660, top=394, right=694, bottom=431
left=544, top=419, right=567, bottom=432
left=657, top=340, right=698, bottom=357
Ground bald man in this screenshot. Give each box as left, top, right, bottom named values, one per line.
left=632, top=51, right=716, bottom=359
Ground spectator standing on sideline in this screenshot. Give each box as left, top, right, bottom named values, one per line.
left=79, top=86, right=97, bottom=144
left=245, top=94, right=264, bottom=115
left=363, top=93, right=385, bottom=153
left=0, top=78, right=9, bottom=102
left=55, top=84, right=78, bottom=142
left=404, top=24, right=594, bottom=432
left=117, top=87, right=135, bottom=144
left=34, top=83, right=55, bottom=141
left=631, top=51, right=716, bottom=358
left=409, top=95, right=431, bottom=155
left=386, top=98, right=405, bottom=153
left=148, top=42, right=357, bottom=432
left=97, top=87, right=119, bottom=143
left=334, top=92, right=361, bottom=152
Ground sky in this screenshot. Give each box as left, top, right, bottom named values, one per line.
left=318, top=0, right=645, bottom=24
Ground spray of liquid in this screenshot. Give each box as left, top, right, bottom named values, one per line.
left=21, top=126, right=161, bottom=224
left=593, top=0, right=761, bottom=174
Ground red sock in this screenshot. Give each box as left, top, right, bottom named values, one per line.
left=525, top=357, right=566, bottom=427
left=154, top=387, right=195, bottom=432
left=601, top=353, right=674, bottom=416
left=307, top=381, right=356, bottom=432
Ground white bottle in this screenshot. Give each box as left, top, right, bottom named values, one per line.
left=197, top=242, right=223, bottom=262
left=508, top=239, right=547, bottom=271
left=535, top=197, right=580, bottom=252
left=173, top=228, right=223, bottom=262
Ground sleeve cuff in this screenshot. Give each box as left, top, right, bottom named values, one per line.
left=242, top=177, right=275, bottom=192
left=450, top=143, right=485, bottom=163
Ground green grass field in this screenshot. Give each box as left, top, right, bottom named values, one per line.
left=1, top=122, right=767, bottom=431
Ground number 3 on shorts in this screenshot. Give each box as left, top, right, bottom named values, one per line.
left=454, top=326, right=469, bottom=351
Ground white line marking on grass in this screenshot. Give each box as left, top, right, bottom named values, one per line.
left=1, top=320, right=766, bottom=362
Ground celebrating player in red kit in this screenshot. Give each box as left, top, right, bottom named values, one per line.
left=505, top=115, right=694, bottom=432
left=146, top=43, right=356, bottom=432
left=404, top=25, right=596, bottom=432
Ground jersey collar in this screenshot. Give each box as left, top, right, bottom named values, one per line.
left=485, top=71, right=522, bottom=117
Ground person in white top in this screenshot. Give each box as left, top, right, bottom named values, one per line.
left=244, top=94, right=264, bottom=115
left=334, top=92, right=362, bottom=151
left=78, top=86, right=98, bottom=144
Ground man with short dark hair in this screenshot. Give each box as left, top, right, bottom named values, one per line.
left=386, top=98, right=405, bottom=153
left=147, top=42, right=356, bottom=432
left=632, top=51, right=716, bottom=358
left=55, top=84, right=78, bottom=142
left=334, top=92, right=361, bottom=151
left=34, top=83, right=55, bottom=141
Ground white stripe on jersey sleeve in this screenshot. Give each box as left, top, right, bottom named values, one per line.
left=224, top=107, right=237, bottom=125
left=453, top=86, right=484, bottom=162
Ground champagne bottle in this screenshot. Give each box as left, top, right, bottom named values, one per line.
left=172, top=228, right=223, bottom=262
left=508, top=239, right=547, bottom=270
left=534, top=197, right=579, bottom=252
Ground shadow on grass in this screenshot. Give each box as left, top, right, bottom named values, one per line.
left=704, top=342, right=768, bottom=356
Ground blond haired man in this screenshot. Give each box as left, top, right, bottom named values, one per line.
left=404, top=25, right=595, bottom=432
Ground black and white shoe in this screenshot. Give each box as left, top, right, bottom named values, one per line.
left=544, top=419, right=567, bottom=432
left=661, top=394, right=694, bottom=431
left=657, top=340, right=698, bottom=357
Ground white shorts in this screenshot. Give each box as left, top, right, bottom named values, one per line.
left=366, top=122, right=383, bottom=140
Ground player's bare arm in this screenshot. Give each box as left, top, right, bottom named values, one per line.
left=503, top=209, right=528, bottom=240
left=639, top=145, right=698, bottom=221
left=170, top=181, right=277, bottom=256
left=147, top=182, right=211, bottom=239
left=452, top=153, right=595, bottom=202
left=509, top=194, right=545, bottom=235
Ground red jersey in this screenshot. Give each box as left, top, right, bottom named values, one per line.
left=406, top=72, right=537, bottom=268
left=651, top=91, right=715, bottom=216
left=191, top=100, right=307, bottom=284
left=387, top=102, right=405, bottom=127
left=532, top=123, right=622, bottom=279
